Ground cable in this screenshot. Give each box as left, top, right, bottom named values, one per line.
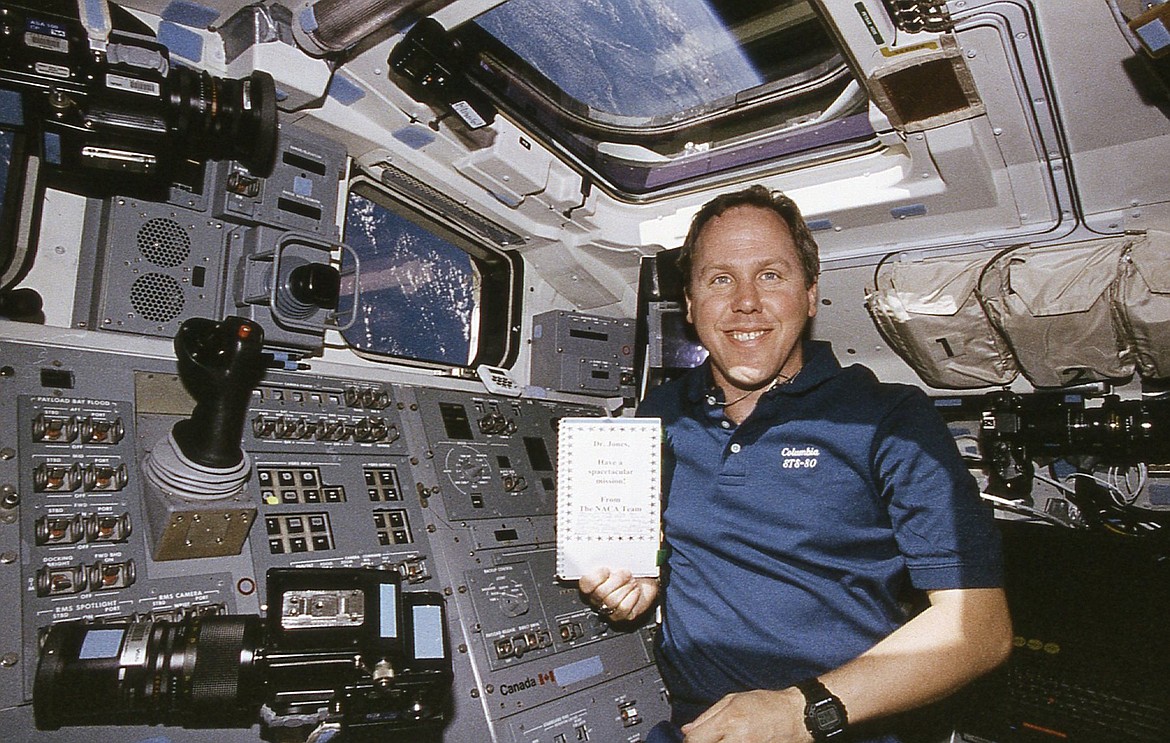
left=1065, top=470, right=1144, bottom=508
left=1033, top=471, right=1076, bottom=495
left=979, top=492, right=1077, bottom=528
left=1106, top=463, right=1147, bottom=505
left=1063, top=467, right=1170, bottom=537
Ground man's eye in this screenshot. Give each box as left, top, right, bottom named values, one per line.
left=760, top=270, right=782, bottom=282
left=710, top=275, right=732, bottom=286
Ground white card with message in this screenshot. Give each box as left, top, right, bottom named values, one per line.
left=555, top=417, right=661, bottom=580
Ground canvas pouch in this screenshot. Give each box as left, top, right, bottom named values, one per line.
left=977, top=239, right=1133, bottom=388
left=1113, top=230, right=1170, bottom=379
left=868, top=253, right=1018, bottom=389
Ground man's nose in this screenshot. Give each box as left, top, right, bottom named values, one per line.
left=731, top=280, right=761, bottom=311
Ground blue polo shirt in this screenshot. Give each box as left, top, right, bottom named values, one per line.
left=640, top=341, right=1002, bottom=728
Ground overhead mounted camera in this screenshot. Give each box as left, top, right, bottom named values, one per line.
left=388, top=17, right=496, bottom=130
left=0, top=1, right=278, bottom=194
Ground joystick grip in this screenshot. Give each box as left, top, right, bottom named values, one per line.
left=171, top=317, right=266, bottom=469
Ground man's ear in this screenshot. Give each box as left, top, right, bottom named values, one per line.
left=684, top=290, right=693, bottom=324
left=807, top=281, right=819, bottom=319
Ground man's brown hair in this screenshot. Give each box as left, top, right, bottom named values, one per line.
left=678, top=184, right=820, bottom=291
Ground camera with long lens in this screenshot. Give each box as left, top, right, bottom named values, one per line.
left=980, top=390, right=1170, bottom=496
left=0, top=0, right=278, bottom=193
left=34, top=568, right=453, bottom=740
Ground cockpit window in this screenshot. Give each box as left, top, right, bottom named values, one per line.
left=339, top=179, right=522, bottom=367
left=460, top=0, right=872, bottom=195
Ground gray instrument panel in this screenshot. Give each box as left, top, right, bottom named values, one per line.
left=0, top=337, right=669, bottom=742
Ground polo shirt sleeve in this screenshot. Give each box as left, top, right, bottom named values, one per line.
left=871, top=387, right=1004, bottom=590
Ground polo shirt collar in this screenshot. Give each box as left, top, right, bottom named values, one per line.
left=683, top=339, right=842, bottom=407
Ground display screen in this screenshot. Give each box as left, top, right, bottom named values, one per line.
left=412, top=604, right=445, bottom=660
left=439, top=402, right=474, bottom=440
left=523, top=436, right=553, bottom=472
left=78, top=629, right=125, bottom=660
left=380, top=583, right=399, bottom=639
left=650, top=303, right=708, bottom=370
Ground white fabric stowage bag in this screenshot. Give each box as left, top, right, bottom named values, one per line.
left=868, top=252, right=1018, bottom=389
left=977, top=239, right=1134, bottom=388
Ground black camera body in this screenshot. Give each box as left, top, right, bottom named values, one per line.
left=262, top=568, right=454, bottom=737
left=34, top=568, right=454, bottom=739
left=0, top=0, right=277, bottom=193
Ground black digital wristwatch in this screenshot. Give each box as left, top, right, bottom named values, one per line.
left=795, top=678, right=849, bottom=740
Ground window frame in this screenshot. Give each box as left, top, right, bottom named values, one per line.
left=452, top=0, right=878, bottom=196
left=0, top=123, right=41, bottom=290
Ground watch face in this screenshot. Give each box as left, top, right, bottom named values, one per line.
left=812, top=702, right=843, bottom=731
left=807, top=697, right=847, bottom=739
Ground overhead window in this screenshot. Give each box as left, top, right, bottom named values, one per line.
left=339, top=178, right=522, bottom=367
left=458, top=0, right=874, bottom=195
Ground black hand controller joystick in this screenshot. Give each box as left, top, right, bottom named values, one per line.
left=141, top=316, right=265, bottom=560
left=171, top=316, right=266, bottom=469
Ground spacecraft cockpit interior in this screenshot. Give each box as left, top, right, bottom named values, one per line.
left=0, top=1, right=1169, bottom=742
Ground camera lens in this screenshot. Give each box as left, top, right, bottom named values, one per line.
left=1066, top=397, right=1170, bottom=464
left=34, top=615, right=263, bottom=730
left=167, top=67, right=279, bottom=177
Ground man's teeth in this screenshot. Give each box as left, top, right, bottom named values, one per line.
left=731, top=330, right=765, bottom=341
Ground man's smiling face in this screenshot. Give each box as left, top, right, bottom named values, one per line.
left=685, top=204, right=818, bottom=402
